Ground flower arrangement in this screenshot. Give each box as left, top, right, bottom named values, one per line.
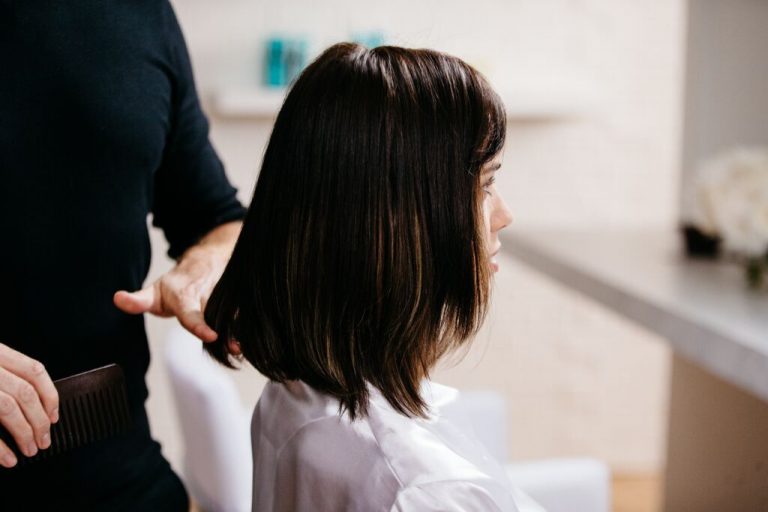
left=686, top=147, right=768, bottom=289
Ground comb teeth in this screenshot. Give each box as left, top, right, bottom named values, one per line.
left=0, top=364, right=131, bottom=467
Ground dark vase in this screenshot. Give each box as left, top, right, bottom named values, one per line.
left=681, top=224, right=721, bottom=259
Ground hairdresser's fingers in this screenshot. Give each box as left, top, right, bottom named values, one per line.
left=0, top=368, right=51, bottom=452
left=0, top=390, right=37, bottom=458
left=228, top=340, right=242, bottom=356
left=0, top=438, right=17, bottom=468
left=0, top=344, right=58, bottom=423
left=174, top=299, right=218, bottom=343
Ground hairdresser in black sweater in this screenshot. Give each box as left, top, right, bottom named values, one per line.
left=0, top=0, right=246, bottom=509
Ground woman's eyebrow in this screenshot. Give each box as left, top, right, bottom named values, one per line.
left=483, top=163, right=502, bottom=173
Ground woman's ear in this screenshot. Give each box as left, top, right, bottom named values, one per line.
left=228, top=339, right=242, bottom=356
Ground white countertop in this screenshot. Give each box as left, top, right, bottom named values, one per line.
left=502, top=228, right=768, bottom=402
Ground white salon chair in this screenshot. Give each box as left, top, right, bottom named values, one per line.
left=164, top=326, right=253, bottom=512
left=442, top=391, right=611, bottom=512
left=164, top=326, right=610, bottom=512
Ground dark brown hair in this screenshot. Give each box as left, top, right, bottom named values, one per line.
left=204, top=43, right=505, bottom=418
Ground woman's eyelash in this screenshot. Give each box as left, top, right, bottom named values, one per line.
left=482, top=176, right=496, bottom=194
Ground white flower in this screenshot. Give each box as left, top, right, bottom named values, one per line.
left=690, top=148, right=768, bottom=257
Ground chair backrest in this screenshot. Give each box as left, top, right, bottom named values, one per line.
left=441, top=389, right=508, bottom=462
left=163, top=326, right=253, bottom=512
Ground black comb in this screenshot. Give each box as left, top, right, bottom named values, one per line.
left=0, top=363, right=131, bottom=466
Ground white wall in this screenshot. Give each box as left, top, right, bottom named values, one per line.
left=145, top=0, right=684, bottom=477
left=680, top=0, right=768, bottom=223
left=174, top=0, right=685, bottom=229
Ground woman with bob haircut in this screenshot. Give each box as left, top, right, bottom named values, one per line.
left=203, top=43, right=541, bottom=511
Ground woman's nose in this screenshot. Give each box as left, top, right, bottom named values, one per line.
left=491, top=195, right=514, bottom=233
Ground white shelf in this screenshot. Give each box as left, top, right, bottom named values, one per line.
left=209, top=87, right=593, bottom=121
left=209, top=88, right=287, bottom=120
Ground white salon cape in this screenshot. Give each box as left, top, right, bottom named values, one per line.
left=251, top=380, right=545, bottom=512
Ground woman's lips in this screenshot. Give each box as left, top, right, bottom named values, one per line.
left=490, top=247, right=501, bottom=273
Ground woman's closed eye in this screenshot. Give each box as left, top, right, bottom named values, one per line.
left=482, top=175, right=496, bottom=196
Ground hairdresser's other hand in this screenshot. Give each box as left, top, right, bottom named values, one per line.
left=0, top=344, right=59, bottom=468
left=113, top=221, right=243, bottom=343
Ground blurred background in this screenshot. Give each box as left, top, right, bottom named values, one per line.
left=141, top=1, right=768, bottom=511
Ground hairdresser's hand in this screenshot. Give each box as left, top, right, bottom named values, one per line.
left=0, top=344, right=59, bottom=468
left=113, top=221, right=243, bottom=343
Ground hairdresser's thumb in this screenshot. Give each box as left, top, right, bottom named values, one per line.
left=113, top=286, right=162, bottom=315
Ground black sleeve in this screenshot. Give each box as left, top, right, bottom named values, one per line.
left=151, top=1, right=246, bottom=259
